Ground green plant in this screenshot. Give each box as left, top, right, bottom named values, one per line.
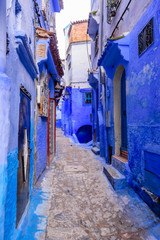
left=91, top=10, right=97, bottom=16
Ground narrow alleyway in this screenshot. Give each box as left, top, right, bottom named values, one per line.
left=17, top=129, right=160, bottom=240
left=45, top=129, right=159, bottom=240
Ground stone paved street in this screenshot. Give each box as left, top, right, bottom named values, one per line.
left=45, top=129, right=160, bottom=240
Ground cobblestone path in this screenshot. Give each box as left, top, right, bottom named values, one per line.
left=46, top=129, right=159, bottom=240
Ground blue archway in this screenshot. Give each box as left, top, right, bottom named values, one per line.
left=76, top=125, right=92, bottom=143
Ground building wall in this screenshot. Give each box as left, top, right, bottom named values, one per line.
left=72, top=88, right=92, bottom=136
left=127, top=0, right=160, bottom=189
left=4, top=0, right=36, bottom=238
left=69, top=21, right=90, bottom=44
left=99, top=0, right=160, bottom=214
left=102, top=0, right=152, bottom=39
left=70, top=40, right=91, bottom=139
left=62, top=21, right=92, bottom=140
left=71, top=42, right=91, bottom=88
left=91, top=0, right=152, bottom=69
left=0, top=1, right=11, bottom=238
left=64, top=24, right=71, bottom=86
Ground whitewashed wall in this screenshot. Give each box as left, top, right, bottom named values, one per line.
left=71, top=41, right=91, bottom=89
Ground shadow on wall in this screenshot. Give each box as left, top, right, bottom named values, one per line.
left=76, top=125, right=92, bottom=144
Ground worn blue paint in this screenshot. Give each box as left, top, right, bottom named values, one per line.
left=15, top=0, right=22, bottom=15
left=4, top=148, right=18, bottom=240
left=61, top=88, right=92, bottom=143
left=72, top=88, right=92, bottom=143
left=29, top=119, right=35, bottom=193
left=49, top=77, right=55, bottom=98
left=72, top=88, right=92, bottom=136
left=0, top=163, right=7, bottom=240
left=97, top=0, right=160, bottom=216
left=15, top=31, right=38, bottom=80
left=36, top=117, right=47, bottom=181
left=127, top=0, right=160, bottom=197
left=4, top=119, right=35, bottom=239
left=0, top=69, right=11, bottom=238
left=16, top=167, right=52, bottom=240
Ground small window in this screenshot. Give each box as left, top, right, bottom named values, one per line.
left=138, top=18, right=153, bottom=56
left=84, top=92, right=92, bottom=104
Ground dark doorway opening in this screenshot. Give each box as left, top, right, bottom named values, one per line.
left=121, top=70, right=128, bottom=150
left=76, top=125, right=92, bottom=144
left=16, top=88, right=31, bottom=226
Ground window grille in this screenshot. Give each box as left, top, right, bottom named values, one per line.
left=138, top=18, right=153, bottom=56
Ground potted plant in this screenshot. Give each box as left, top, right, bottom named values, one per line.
left=107, top=0, right=119, bottom=17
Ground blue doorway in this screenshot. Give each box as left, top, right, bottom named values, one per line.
left=76, top=125, right=92, bottom=143
left=121, top=70, right=128, bottom=150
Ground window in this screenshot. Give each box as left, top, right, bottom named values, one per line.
left=84, top=92, right=92, bottom=104
left=138, top=18, right=153, bottom=56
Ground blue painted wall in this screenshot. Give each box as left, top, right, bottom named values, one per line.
left=127, top=0, right=160, bottom=190
left=36, top=117, right=47, bottom=180
left=96, top=0, right=160, bottom=214
left=61, top=87, right=72, bottom=136
left=72, top=88, right=92, bottom=137
left=4, top=148, right=18, bottom=240
left=3, top=0, right=37, bottom=237
left=61, top=87, right=92, bottom=143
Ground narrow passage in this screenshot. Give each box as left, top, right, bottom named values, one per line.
left=45, top=129, right=159, bottom=240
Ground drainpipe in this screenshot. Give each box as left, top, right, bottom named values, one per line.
left=0, top=0, right=11, bottom=238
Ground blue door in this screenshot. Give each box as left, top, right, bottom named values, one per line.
left=16, top=88, right=31, bottom=226
left=121, top=70, right=127, bottom=149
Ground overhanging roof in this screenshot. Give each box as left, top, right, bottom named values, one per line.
left=88, top=72, right=98, bottom=89
left=98, top=34, right=130, bottom=70
left=15, top=30, right=38, bottom=80
left=87, top=13, right=99, bottom=40
left=36, top=27, right=64, bottom=79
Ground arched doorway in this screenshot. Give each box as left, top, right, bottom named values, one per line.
left=76, top=125, right=92, bottom=144
left=113, top=65, right=128, bottom=158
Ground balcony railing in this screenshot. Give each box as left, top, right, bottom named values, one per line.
left=107, top=0, right=121, bottom=24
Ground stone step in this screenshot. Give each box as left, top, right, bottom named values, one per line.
left=91, top=147, right=100, bottom=155
left=103, top=165, right=127, bottom=190
left=112, top=155, right=128, bottom=175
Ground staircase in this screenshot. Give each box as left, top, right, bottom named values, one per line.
left=91, top=142, right=100, bottom=155
left=103, top=155, right=128, bottom=190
